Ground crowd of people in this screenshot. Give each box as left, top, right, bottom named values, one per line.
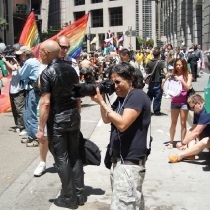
left=0, top=38, right=210, bottom=209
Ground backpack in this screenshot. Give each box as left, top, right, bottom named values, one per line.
left=79, top=132, right=101, bottom=166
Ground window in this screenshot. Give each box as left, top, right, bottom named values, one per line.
left=16, top=4, right=29, bottom=14
left=92, top=9, right=103, bottom=27
left=75, top=0, right=85, bottom=6
left=109, top=7, right=122, bottom=26
left=92, top=0, right=103, bottom=3
left=74, top=11, right=85, bottom=21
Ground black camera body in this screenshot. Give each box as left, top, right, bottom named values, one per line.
left=71, top=79, right=115, bottom=99
left=0, top=45, right=16, bottom=61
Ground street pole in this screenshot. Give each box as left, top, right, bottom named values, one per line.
left=158, top=0, right=161, bottom=41
left=128, top=26, right=132, bottom=50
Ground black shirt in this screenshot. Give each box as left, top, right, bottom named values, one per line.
left=110, top=89, right=151, bottom=160
left=40, top=59, right=79, bottom=113
left=146, top=58, right=165, bottom=82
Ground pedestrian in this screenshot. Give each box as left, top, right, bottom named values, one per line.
left=90, top=62, right=151, bottom=210
left=146, top=48, right=167, bottom=115
left=169, top=94, right=210, bottom=163
left=34, top=35, right=82, bottom=176
left=162, top=58, right=193, bottom=149
left=187, top=49, right=199, bottom=82
left=17, top=46, right=41, bottom=146
left=1, top=43, right=26, bottom=135
left=36, top=40, right=84, bottom=209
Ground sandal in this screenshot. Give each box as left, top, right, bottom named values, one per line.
left=167, top=143, right=173, bottom=149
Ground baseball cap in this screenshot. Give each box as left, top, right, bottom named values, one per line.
left=188, top=49, right=194, bottom=52
left=15, top=46, right=32, bottom=55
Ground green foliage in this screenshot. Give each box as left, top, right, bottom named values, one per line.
left=136, top=36, right=154, bottom=49
left=0, top=17, right=8, bottom=27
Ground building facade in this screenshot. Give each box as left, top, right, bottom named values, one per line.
left=162, top=0, right=210, bottom=50
left=40, top=0, right=157, bottom=51
left=0, top=0, right=14, bottom=45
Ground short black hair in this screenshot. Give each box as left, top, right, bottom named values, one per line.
left=153, top=48, right=160, bottom=57
left=119, top=48, right=130, bottom=57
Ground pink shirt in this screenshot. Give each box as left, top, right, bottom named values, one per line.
left=171, top=77, right=187, bottom=104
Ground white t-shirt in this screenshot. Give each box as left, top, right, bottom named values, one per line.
left=10, top=64, right=23, bottom=94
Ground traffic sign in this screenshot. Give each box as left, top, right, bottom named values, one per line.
left=125, top=30, right=136, bottom=37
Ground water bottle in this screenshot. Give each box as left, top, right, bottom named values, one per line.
left=0, top=60, right=8, bottom=77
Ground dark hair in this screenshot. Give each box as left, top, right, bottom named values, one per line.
left=153, top=48, right=160, bottom=57
left=173, top=58, right=189, bottom=78
left=167, top=44, right=173, bottom=49
left=109, top=62, right=139, bottom=88
left=119, top=48, right=130, bottom=57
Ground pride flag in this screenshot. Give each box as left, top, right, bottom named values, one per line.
left=19, top=11, right=40, bottom=48
left=32, top=13, right=89, bottom=60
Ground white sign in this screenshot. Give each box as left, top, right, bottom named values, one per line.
left=161, top=36, right=167, bottom=42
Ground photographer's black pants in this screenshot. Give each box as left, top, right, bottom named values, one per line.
left=48, top=109, right=84, bottom=205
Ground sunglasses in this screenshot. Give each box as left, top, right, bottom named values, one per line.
left=59, top=44, right=70, bottom=50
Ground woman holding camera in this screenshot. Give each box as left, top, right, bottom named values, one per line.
left=90, top=62, right=151, bottom=210
left=163, top=58, right=192, bottom=149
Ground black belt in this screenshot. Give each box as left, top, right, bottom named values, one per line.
left=111, top=157, right=143, bottom=165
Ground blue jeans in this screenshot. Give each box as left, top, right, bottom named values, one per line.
left=23, top=89, right=40, bottom=140
left=147, top=82, right=163, bottom=114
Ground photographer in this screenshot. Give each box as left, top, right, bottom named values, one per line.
left=1, top=43, right=26, bottom=134
left=17, top=46, right=41, bottom=147
left=90, top=62, right=151, bottom=209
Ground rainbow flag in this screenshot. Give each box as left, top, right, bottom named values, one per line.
left=19, top=11, right=40, bottom=48
left=32, top=13, right=89, bottom=60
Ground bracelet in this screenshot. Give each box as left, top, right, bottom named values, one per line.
left=105, top=108, right=112, bottom=117
left=181, top=141, right=186, bottom=145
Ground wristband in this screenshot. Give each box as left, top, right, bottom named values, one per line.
left=105, top=108, right=112, bottom=117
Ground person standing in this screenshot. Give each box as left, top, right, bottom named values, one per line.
left=146, top=48, right=167, bottom=115
left=162, top=58, right=192, bottom=149
left=36, top=40, right=84, bottom=209
left=17, top=46, right=40, bottom=146
left=187, top=49, right=199, bottom=82
left=166, top=44, right=175, bottom=72
left=90, top=62, right=151, bottom=209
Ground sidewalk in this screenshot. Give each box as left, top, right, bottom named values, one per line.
left=52, top=71, right=210, bottom=210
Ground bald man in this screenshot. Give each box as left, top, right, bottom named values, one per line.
left=56, top=35, right=80, bottom=76
left=36, top=40, right=84, bottom=209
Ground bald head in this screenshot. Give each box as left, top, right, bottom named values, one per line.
left=56, top=35, right=70, bottom=44
left=40, top=40, right=60, bottom=64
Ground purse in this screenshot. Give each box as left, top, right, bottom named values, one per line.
left=144, top=60, right=160, bottom=84
left=187, top=87, right=195, bottom=110
left=79, top=132, right=101, bottom=166
left=104, top=143, right=113, bottom=169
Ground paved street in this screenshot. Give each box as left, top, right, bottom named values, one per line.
left=0, top=69, right=210, bottom=210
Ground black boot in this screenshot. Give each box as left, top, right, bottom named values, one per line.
left=54, top=196, right=78, bottom=209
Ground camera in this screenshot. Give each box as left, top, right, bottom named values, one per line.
left=0, top=45, right=16, bottom=61
left=71, top=79, right=115, bottom=99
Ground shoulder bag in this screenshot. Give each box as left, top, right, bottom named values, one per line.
left=144, top=60, right=160, bottom=84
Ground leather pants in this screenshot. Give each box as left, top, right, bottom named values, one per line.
left=48, top=109, right=84, bottom=205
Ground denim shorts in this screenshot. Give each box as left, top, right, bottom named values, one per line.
left=171, top=103, right=188, bottom=110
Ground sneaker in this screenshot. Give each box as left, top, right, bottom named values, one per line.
left=165, top=95, right=171, bottom=99
left=15, top=128, right=20, bottom=133
left=19, top=129, right=27, bottom=136
left=26, top=140, right=39, bottom=147
left=168, top=155, right=180, bottom=163
left=153, top=112, right=167, bottom=116
left=34, top=162, right=46, bottom=177
left=21, top=138, right=31, bottom=143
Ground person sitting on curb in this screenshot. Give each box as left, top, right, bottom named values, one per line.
left=168, top=94, right=210, bottom=163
